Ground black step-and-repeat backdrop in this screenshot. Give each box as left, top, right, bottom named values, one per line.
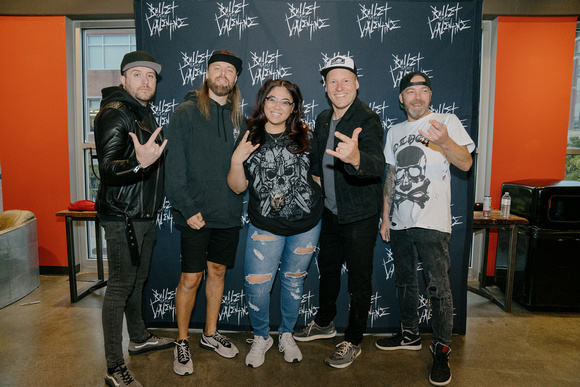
left=136, top=0, right=482, bottom=334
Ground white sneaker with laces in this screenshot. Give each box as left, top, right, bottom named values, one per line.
left=245, top=335, right=273, bottom=368
left=279, top=332, right=302, bottom=363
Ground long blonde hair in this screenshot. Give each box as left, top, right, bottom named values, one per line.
left=195, top=81, right=244, bottom=130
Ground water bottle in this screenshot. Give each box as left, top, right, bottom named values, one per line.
left=500, top=192, right=511, bottom=218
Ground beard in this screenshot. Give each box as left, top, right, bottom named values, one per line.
left=404, top=100, right=430, bottom=121
left=207, top=76, right=234, bottom=97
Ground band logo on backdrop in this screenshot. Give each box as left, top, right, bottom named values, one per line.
left=137, top=0, right=481, bottom=333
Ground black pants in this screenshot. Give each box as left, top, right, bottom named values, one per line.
left=314, top=208, right=379, bottom=345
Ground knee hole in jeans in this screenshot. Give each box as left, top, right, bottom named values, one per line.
left=283, top=271, right=306, bottom=279
left=246, top=274, right=271, bottom=284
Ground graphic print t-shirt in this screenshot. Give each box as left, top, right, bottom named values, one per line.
left=243, top=133, right=323, bottom=236
left=384, top=113, right=475, bottom=233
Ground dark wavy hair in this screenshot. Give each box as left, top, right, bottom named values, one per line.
left=247, top=79, right=310, bottom=154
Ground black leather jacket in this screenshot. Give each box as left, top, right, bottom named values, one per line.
left=314, top=97, right=385, bottom=224
left=94, top=86, right=165, bottom=221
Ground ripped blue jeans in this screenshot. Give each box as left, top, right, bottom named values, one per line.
left=390, top=228, right=453, bottom=346
left=244, top=221, right=321, bottom=339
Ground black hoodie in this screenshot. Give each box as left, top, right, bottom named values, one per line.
left=165, top=91, right=247, bottom=228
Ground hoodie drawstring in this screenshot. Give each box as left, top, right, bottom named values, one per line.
left=217, top=105, right=228, bottom=142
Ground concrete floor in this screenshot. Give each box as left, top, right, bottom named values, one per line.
left=1, top=275, right=579, bottom=386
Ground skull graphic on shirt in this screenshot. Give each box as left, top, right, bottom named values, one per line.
left=394, top=146, right=431, bottom=209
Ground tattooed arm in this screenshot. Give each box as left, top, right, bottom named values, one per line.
left=380, top=164, right=396, bottom=242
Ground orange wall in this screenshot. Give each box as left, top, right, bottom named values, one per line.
left=486, top=16, right=577, bottom=275
left=0, top=16, right=70, bottom=267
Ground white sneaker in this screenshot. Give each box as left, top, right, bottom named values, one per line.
left=245, top=335, right=273, bottom=368
left=278, top=332, right=302, bottom=363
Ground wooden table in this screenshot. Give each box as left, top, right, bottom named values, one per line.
left=468, top=210, right=529, bottom=312
left=56, top=210, right=107, bottom=302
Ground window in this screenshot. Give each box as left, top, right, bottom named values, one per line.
left=566, top=23, right=580, bottom=181
left=86, top=32, right=136, bottom=70
left=70, top=21, right=136, bottom=271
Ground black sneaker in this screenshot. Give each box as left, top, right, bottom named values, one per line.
left=105, top=365, right=142, bottom=387
left=375, top=330, right=422, bottom=351
left=429, top=342, right=452, bottom=386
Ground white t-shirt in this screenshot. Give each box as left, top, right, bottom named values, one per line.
left=384, top=112, right=475, bottom=233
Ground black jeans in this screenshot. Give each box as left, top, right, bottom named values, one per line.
left=314, top=208, right=379, bottom=345
left=390, top=228, right=453, bottom=346
left=101, top=219, right=157, bottom=369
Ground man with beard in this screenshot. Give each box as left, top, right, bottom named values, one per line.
left=376, top=72, right=474, bottom=386
left=95, top=51, right=172, bottom=387
left=165, top=49, right=247, bottom=376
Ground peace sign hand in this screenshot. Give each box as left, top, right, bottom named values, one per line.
left=325, top=127, right=362, bottom=170
left=128, top=127, right=167, bottom=168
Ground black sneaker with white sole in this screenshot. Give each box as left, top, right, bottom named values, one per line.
left=429, top=342, right=452, bottom=386
left=375, top=330, right=422, bottom=351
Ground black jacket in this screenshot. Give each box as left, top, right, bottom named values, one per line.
left=94, top=86, right=165, bottom=221
left=165, top=92, right=246, bottom=228
left=314, top=97, right=385, bottom=223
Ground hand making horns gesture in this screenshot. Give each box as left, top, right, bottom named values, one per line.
left=326, top=127, right=362, bottom=170
left=128, top=127, right=168, bottom=168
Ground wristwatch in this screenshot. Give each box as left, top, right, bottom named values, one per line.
left=132, top=163, right=142, bottom=173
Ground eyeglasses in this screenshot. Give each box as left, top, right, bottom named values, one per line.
left=265, top=96, right=293, bottom=107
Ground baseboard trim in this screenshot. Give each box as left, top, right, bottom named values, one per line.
left=39, top=266, right=71, bottom=275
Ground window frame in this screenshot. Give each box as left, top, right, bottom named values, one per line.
left=68, top=19, right=135, bottom=273
left=565, top=22, right=580, bottom=181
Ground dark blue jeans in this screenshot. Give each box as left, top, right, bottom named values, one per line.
left=101, top=219, right=157, bottom=369
left=390, top=228, right=453, bottom=346
left=315, top=208, right=379, bottom=346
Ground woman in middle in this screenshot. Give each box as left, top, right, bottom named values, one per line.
left=227, top=79, right=323, bottom=368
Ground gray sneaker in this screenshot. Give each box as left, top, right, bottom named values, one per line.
left=128, top=332, right=173, bottom=355
left=173, top=339, right=193, bottom=376
left=105, top=365, right=142, bottom=387
left=293, top=320, right=336, bottom=342
left=200, top=331, right=239, bottom=358
left=324, top=341, right=361, bottom=369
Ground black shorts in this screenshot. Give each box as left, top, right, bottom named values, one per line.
left=177, top=225, right=241, bottom=273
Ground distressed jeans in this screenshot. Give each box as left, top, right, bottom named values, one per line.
left=390, top=228, right=453, bottom=346
left=315, top=209, right=379, bottom=346
left=101, top=219, right=156, bottom=369
left=244, top=221, right=321, bottom=339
